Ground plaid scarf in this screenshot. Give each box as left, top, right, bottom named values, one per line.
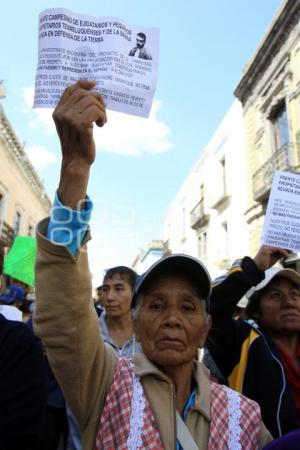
left=95, top=357, right=261, bottom=450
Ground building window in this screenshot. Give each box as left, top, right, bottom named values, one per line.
left=13, top=211, right=22, bottom=236
left=270, top=101, right=289, bottom=151
left=198, top=231, right=207, bottom=260
left=0, top=194, right=3, bottom=219
left=221, top=221, right=228, bottom=258
left=199, top=183, right=205, bottom=214
left=28, top=224, right=34, bottom=236
left=220, top=156, right=227, bottom=197
left=181, top=207, right=186, bottom=238
left=0, top=183, right=8, bottom=221
left=180, top=198, right=187, bottom=240
left=200, top=183, right=204, bottom=201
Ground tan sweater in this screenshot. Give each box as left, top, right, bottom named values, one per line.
left=34, top=218, right=272, bottom=450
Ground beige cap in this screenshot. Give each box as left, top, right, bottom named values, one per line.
left=246, top=267, right=300, bottom=299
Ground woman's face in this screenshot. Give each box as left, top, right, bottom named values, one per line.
left=102, top=274, right=132, bottom=319
left=256, top=277, right=300, bottom=336
left=133, top=273, right=211, bottom=369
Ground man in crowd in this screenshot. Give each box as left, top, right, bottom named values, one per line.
left=96, top=285, right=103, bottom=302
left=207, top=245, right=300, bottom=437
left=93, top=285, right=103, bottom=317
left=128, top=32, right=152, bottom=59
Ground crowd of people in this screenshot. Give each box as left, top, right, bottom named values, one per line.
left=0, top=81, right=300, bottom=449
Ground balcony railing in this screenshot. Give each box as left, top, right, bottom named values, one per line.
left=190, top=198, right=210, bottom=230
left=252, top=143, right=297, bottom=202
left=0, top=221, right=15, bottom=248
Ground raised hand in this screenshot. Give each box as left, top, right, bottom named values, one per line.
left=253, top=245, right=290, bottom=272
left=53, top=80, right=107, bottom=209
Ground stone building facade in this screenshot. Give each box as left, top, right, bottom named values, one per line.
left=163, top=100, right=249, bottom=278
left=235, top=0, right=300, bottom=258
left=0, top=102, right=51, bottom=253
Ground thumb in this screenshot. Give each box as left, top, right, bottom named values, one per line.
left=77, top=79, right=97, bottom=90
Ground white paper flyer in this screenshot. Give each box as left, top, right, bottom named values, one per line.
left=33, top=8, right=160, bottom=118
left=261, top=170, right=300, bottom=252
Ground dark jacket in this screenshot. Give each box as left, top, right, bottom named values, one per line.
left=207, top=257, right=298, bottom=438
left=263, top=429, right=300, bottom=449
left=0, top=314, right=47, bottom=450
left=26, top=315, right=66, bottom=408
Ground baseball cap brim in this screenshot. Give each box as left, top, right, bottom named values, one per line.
left=246, top=267, right=300, bottom=299
left=131, top=254, right=211, bottom=310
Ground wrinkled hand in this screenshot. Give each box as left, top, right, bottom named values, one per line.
left=53, top=80, right=106, bottom=168
left=253, top=245, right=290, bottom=271
left=54, top=81, right=107, bottom=209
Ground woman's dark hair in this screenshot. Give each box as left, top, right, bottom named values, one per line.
left=244, top=290, right=262, bottom=320
left=103, top=266, right=138, bottom=290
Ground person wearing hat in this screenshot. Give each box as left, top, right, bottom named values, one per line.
left=34, top=81, right=272, bottom=450
left=207, top=244, right=300, bottom=438
left=0, top=283, right=25, bottom=306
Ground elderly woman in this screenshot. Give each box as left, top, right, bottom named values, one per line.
left=34, top=81, right=272, bottom=450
